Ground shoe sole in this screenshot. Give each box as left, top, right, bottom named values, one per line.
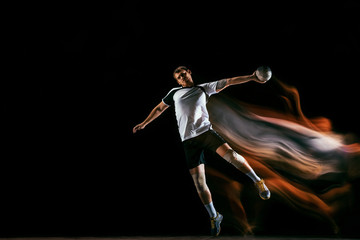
left=212, top=215, right=223, bottom=237
left=215, top=215, right=223, bottom=237
left=260, top=194, right=271, bottom=200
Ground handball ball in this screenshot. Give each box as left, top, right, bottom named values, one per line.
left=255, top=66, right=272, bottom=82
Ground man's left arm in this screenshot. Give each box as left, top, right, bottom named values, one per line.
left=216, top=71, right=264, bottom=93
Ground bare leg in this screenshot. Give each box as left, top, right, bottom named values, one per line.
left=189, top=163, right=223, bottom=236
left=216, top=143, right=257, bottom=176
left=189, top=164, right=212, bottom=204
left=216, top=143, right=270, bottom=199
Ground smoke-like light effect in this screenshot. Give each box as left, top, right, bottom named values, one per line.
left=206, top=78, right=360, bottom=235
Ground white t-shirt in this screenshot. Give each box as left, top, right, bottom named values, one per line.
left=162, top=79, right=227, bottom=141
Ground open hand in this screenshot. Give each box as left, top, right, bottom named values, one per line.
left=133, top=123, right=145, bottom=133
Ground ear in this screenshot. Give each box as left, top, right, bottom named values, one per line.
left=187, top=69, right=192, bottom=75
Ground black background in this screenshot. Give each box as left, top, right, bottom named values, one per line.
left=3, top=1, right=360, bottom=237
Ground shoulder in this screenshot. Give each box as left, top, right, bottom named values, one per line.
left=198, top=79, right=227, bottom=87
left=162, top=87, right=182, bottom=106
left=197, top=80, right=218, bottom=88
left=197, top=81, right=218, bottom=96
left=165, top=87, right=182, bottom=96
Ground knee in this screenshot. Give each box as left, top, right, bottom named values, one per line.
left=222, top=149, right=246, bottom=168
left=192, top=174, right=208, bottom=193
left=223, top=149, right=245, bottom=164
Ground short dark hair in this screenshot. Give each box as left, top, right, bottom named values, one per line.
left=173, top=66, right=189, bottom=79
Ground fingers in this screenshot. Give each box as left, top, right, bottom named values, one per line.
left=253, top=71, right=260, bottom=80
left=133, top=125, right=139, bottom=133
left=255, top=78, right=266, bottom=84
left=252, top=72, right=267, bottom=84
left=133, top=125, right=139, bottom=134
left=250, top=72, right=262, bottom=83
left=133, top=124, right=144, bottom=133
left=257, top=80, right=266, bottom=84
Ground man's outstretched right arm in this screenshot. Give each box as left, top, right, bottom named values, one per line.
left=133, top=101, right=169, bottom=133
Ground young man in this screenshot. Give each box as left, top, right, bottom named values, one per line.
left=133, top=66, right=270, bottom=236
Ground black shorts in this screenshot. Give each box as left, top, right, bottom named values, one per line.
left=182, top=129, right=226, bottom=169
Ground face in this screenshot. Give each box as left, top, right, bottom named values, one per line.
left=174, top=69, right=194, bottom=87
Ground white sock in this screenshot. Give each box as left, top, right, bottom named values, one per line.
left=204, top=202, right=217, bottom=218
left=246, top=169, right=261, bottom=183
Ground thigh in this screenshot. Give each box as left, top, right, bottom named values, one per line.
left=215, top=143, right=232, bottom=157
left=189, top=163, right=205, bottom=175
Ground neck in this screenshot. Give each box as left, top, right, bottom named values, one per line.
left=182, top=83, right=194, bottom=87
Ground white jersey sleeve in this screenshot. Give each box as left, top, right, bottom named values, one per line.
left=198, top=79, right=227, bottom=96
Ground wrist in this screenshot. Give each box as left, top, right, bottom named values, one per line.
left=248, top=75, right=256, bottom=81
left=250, top=71, right=257, bottom=79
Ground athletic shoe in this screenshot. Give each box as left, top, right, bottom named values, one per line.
left=254, top=179, right=271, bottom=200
left=210, top=212, right=223, bottom=237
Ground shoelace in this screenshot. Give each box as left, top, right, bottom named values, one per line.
left=256, top=179, right=266, bottom=192
left=210, top=213, right=218, bottom=229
